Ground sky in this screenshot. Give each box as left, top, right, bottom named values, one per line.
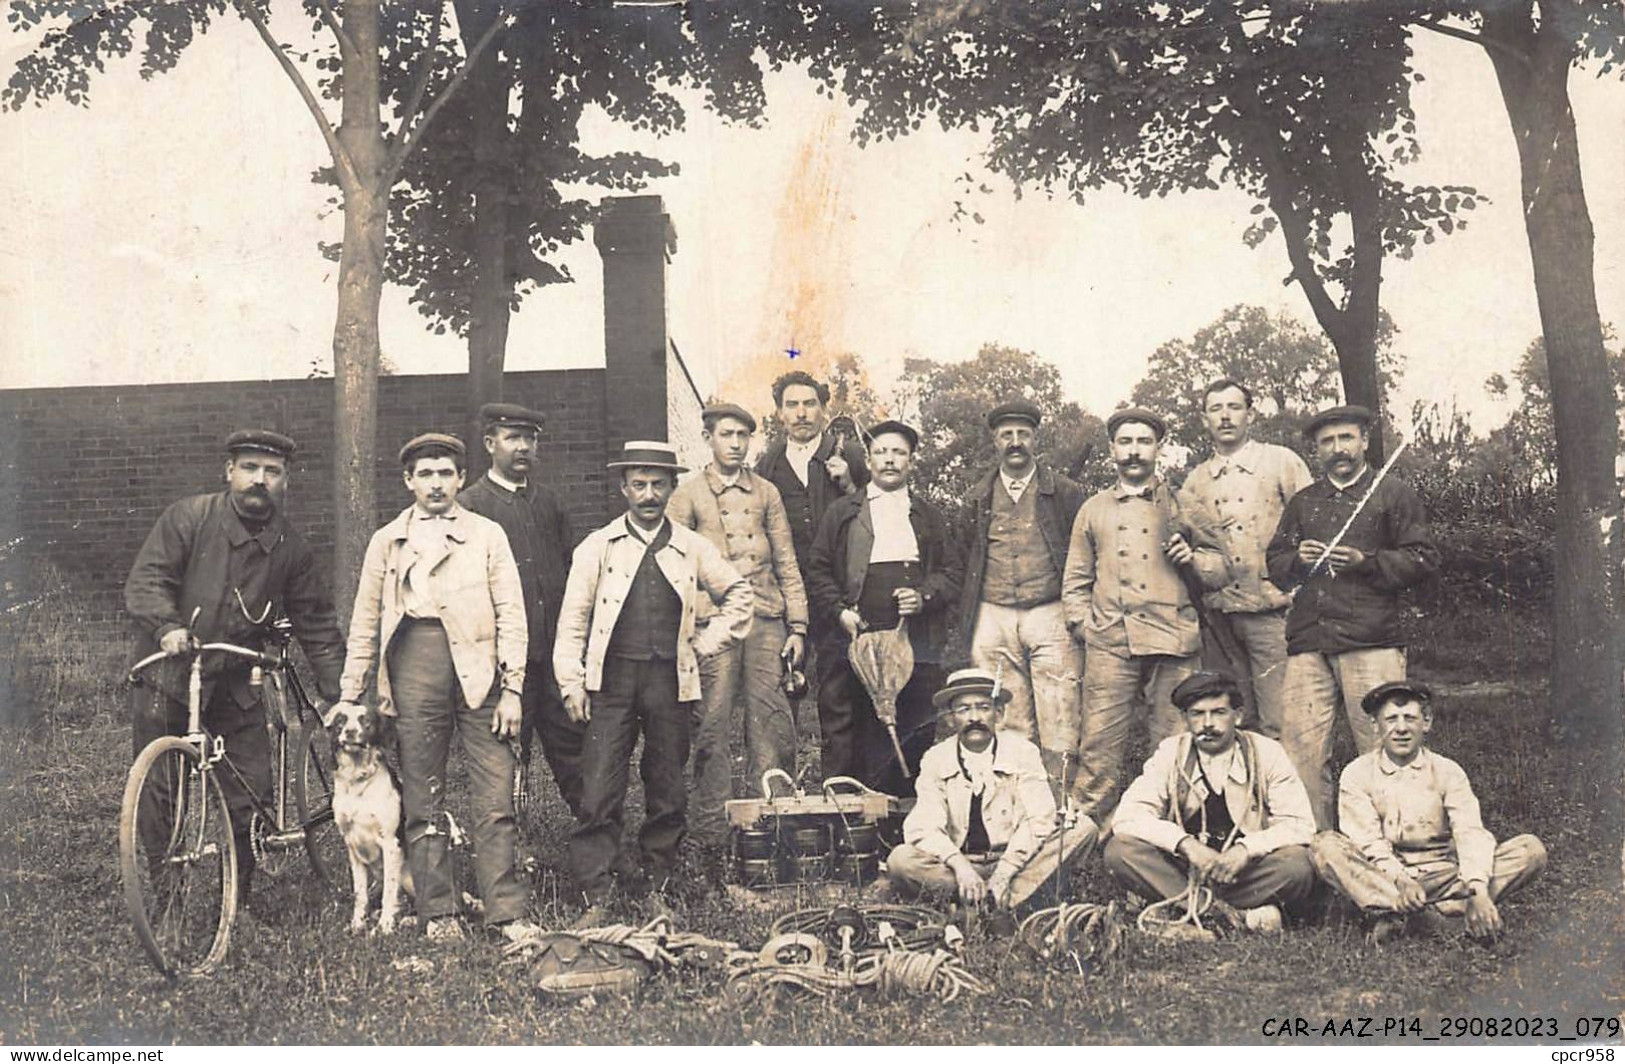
left=2, top=14, right=1622, bottom=435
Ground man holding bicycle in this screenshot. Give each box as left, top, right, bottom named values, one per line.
left=125, top=429, right=346, bottom=905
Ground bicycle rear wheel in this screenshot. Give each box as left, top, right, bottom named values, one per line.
left=294, top=724, right=349, bottom=893
left=118, top=737, right=237, bottom=977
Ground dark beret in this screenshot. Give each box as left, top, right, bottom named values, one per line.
left=1106, top=406, right=1167, bottom=441
left=1171, top=670, right=1245, bottom=712
left=1303, top=404, right=1373, bottom=439
left=1360, top=680, right=1433, bottom=716
left=986, top=399, right=1042, bottom=430
left=865, top=419, right=919, bottom=451
left=479, top=403, right=545, bottom=431
left=398, top=432, right=467, bottom=467
left=225, top=429, right=296, bottom=460
left=701, top=402, right=758, bottom=432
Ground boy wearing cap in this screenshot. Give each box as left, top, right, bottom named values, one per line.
left=668, top=403, right=809, bottom=853
left=1266, top=405, right=1439, bottom=829
left=1106, top=671, right=1317, bottom=932
left=953, top=399, right=1087, bottom=798
left=1062, top=407, right=1230, bottom=821
left=126, top=430, right=346, bottom=905
left=886, top=668, right=1097, bottom=910
left=554, top=442, right=753, bottom=906
left=1311, top=681, right=1547, bottom=942
left=458, top=403, right=582, bottom=817
left=340, top=434, right=532, bottom=942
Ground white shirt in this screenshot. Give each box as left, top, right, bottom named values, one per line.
left=1000, top=468, right=1035, bottom=505
left=1195, top=743, right=1244, bottom=792
left=402, top=506, right=455, bottom=618
left=488, top=467, right=525, bottom=493
left=785, top=433, right=823, bottom=487
left=867, top=482, right=920, bottom=563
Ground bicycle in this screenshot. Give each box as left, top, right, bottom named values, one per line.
left=119, top=614, right=347, bottom=977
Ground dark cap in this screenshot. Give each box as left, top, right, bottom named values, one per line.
left=1170, top=670, right=1244, bottom=712
left=1304, top=404, right=1373, bottom=439
left=931, top=667, right=1014, bottom=710
left=986, top=399, right=1042, bottom=430
left=865, top=419, right=919, bottom=452
left=701, top=402, right=758, bottom=432
left=398, top=432, right=467, bottom=467
left=479, top=403, right=545, bottom=432
left=606, top=440, right=688, bottom=473
left=225, top=429, right=296, bottom=461
left=1360, top=680, right=1433, bottom=716
left=1106, top=406, right=1167, bottom=441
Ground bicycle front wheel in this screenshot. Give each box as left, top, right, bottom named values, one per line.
left=294, top=724, right=348, bottom=894
left=118, top=737, right=238, bottom=977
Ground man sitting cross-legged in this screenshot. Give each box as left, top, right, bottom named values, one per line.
left=1311, top=680, right=1547, bottom=943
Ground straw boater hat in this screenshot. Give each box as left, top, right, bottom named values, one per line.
left=606, top=440, right=688, bottom=474
left=931, top=667, right=1014, bottom=710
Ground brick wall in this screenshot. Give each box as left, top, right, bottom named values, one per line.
left=666, top=341, right=706, bottom=471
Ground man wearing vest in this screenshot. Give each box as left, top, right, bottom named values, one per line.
left=804, top=420, right=962, bottom=795
left=554, top=441, right=753, bottom=907
left=1105, top=671, right=1317, bottom=932
left=954, top=399, right=1086, bottom=799
left=458, top=403, right=582, bottom=817
left=668, top=402, right=810, bottom=853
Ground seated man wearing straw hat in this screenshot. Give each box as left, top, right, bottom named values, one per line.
left=885, top=668, right=1097, bottom=911
left=1104, top=671, right=1316, bottom=933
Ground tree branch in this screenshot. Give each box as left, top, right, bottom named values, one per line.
left=1413, top=16, right=1532, bottom=66
left=385, top=5, right=507, bottom=183
left=393, top=2, right=444, bottom=157
left=315, top=0, right=362, bottom=62
left=236, top=0, right=362, bottom=190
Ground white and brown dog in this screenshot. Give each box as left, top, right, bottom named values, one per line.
left=322, top=701, right=413, bottom=935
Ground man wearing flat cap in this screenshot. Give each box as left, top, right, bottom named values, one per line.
left=1106, top=671, right=1317, bottom=932
left=953, top=399, right=1086, bottom=799
left=1062, top=408, right=1230, bottom=822
left=458, top=403, right=581, bottom=818
left=668, top=403, right=809, bottom=858
left=1312, top=681, right=1546, bottom=942
left=1266, top=404, right=1439, bottom=829
left=126, top=429, right=346, bottom=907
left=886, top=668, right=1097, bottom=910
left=805, top=419, right=962, bottom=795
left=340, top=433, right=533, bottom=942
left=554, top=441, right=753, bottom=907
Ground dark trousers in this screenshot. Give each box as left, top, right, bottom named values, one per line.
left=1104, top=834, right=1317, bottom=912
left=131, top=680, right=269, bottom=898
left=520, top=656, right=585, bottom=818
left=570, top=655, right=692, bottom=900
left=815, top=641, right=943, bottom=798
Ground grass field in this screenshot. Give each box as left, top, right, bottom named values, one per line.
left=0, top=602, right=1620, bottom=1045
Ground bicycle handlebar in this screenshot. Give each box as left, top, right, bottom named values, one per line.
left=127, top=642, right=283, bottom=684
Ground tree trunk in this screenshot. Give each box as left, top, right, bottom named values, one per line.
left=331, top=0, right=389, bottom=626
left=1484, top=2, right=1624, bottom=817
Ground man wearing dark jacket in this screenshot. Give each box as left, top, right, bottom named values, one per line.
left=1266, top=405, right=1439, bottom=829
left=954, top=399, right=1086, bottom=797
left=458, top=403, right=581, bottom=816
left=754, top=371, right=870, bottom=577
left=805, top=420, right=962, bottom=795
left=125, top=430, right=345, bottom=903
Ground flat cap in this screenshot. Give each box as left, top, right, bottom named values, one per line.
left=701, top=402, right=758, bottom=432
left=1303, top=404, right=1373, bottom=439
left=225, top=429, right=296, bottom=460
left=398, top=432, right=467, bottom=467
left=931, top=667, right=1014, bottom=710
left=865, top=419, right=919, bottom=452
left=1170, top=670, right=1245, bottom=711
left=1360, top=679, right=1433, bottom=716
left=607, top=440, right=687, bottom=474
left=986, top=399, right=1042, bottom=430
left=479, top=402, right=545, bottom=431
left=1106, top=406, right=1167, bottom=441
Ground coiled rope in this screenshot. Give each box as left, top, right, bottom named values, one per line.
left=1017, top=899, right=1126, bottom=968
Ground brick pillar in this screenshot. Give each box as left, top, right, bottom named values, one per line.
left=595, top=195, right=676, bottom=459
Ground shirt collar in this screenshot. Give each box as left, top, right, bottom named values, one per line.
left=1327, top=464, right=1374, bottom=493
left=786, top=433, right=823, bottom=458
left=867, top=481, right=910, bottom=504
left=705, top=464, right=752, bottom=493
left=1377, top=748, right=1432, bottom=775
left=622, top=514, right=670, bottom=545
left=1208, top=438, right=1260, bottom=477
left=1112, top=475, right=1161, bottom=501
left=1000, top=468, right=1034, bottom=493
left=488, top=468, right=525, bottom=493
left=1196, top=742, right=1248, bottom=787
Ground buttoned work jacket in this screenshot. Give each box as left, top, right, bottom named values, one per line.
left=552, top=515, right=753, bottom=703
left=666, top=465, right=809, bottom=633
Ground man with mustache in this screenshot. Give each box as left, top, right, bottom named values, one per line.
left=457, top=404, right=581, bottom=819
left=1062, top=408, right=1230, bottom=822
left=554, top=441, right=752, bottom=909
left=1266, top=405, right=1439, bottom=829
left=667, top=402, right=809, bottom=862
left=885, top=668, right=1096, bottom=911
left=125, top=430, right=346, bottom=908
left=953, top=399, right=1086, bottom=799
left=340, top=433, right=535, bottom=942
left=755, top=371, right=869, bottom=571
left=1178, top=379, right=1313, bottom=739
left=1105, top=671, right=1317, bottom=932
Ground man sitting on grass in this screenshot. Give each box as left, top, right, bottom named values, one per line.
left=1311, top=681, right=1547, bottom=943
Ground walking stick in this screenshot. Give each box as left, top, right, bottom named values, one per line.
left=1298, top=439, right=1409, bottom=588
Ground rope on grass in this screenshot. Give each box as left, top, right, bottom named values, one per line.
left=1017, top=899, right=1126, bottom=968
left=727, top=947, right=991, bottom=1005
